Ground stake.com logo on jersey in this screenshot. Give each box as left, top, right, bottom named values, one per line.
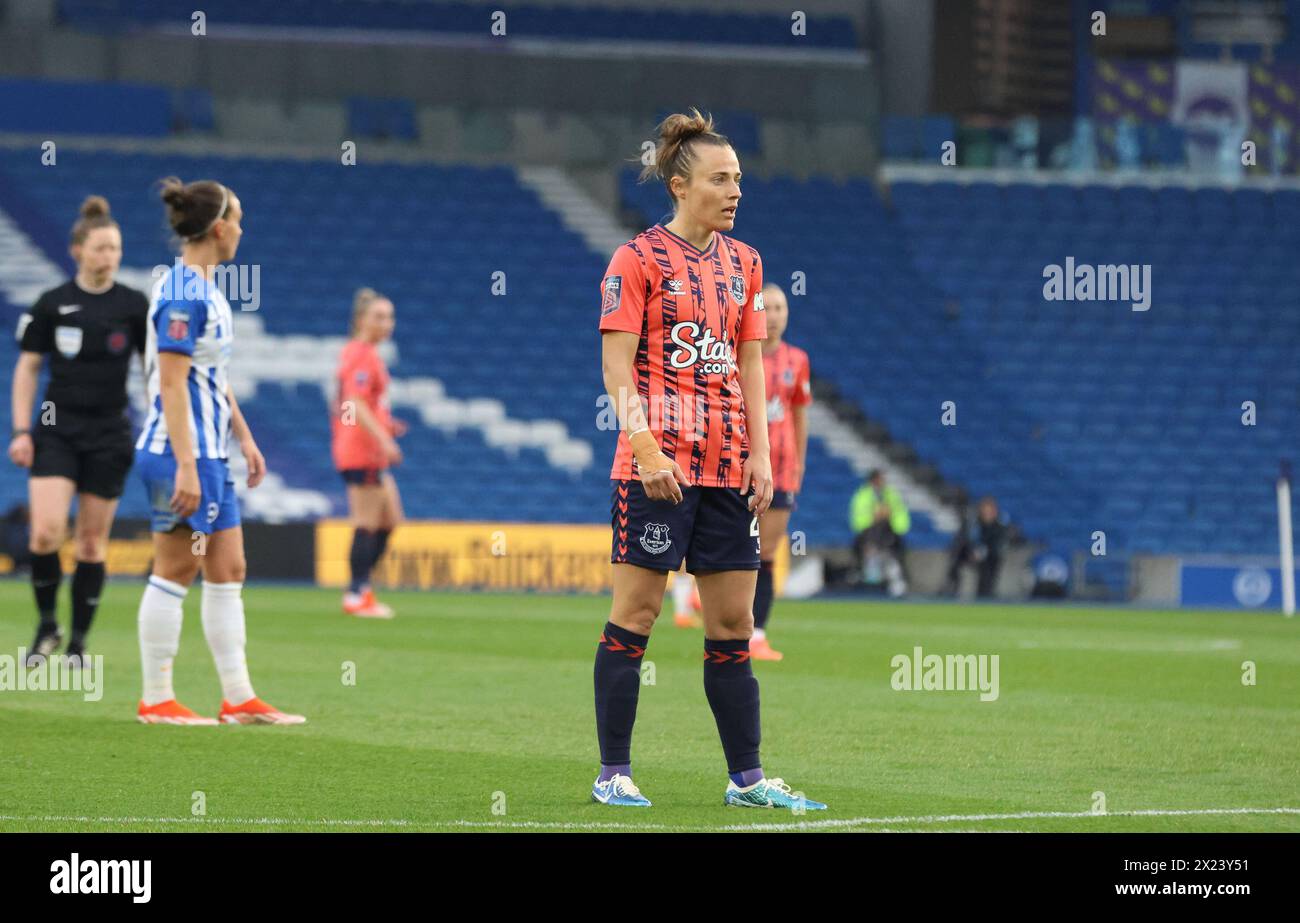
left=668, top=322, right=736, bottom=375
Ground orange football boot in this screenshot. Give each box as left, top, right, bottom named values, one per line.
left=219, top=697, right=307, bottom=725
left=137, top=699, right=218, bottom=725
left=750, top=637, right=785, bottom=661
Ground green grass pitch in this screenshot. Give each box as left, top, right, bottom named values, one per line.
left=1, top=579, right=1297, bottom=833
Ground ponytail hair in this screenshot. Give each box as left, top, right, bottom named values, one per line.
left=350, top=287, right=386, bottom=336
left=638, top=108, right=731, bottom=209
left=157, top=176, right=230, bottom=241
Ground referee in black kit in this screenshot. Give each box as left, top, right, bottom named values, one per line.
left=8, top=196, right=148, bottom=666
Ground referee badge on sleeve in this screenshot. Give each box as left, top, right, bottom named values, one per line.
left=54, top=325, right=82, bottom=358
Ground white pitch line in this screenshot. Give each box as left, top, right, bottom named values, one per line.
left=716, top=806, right=1300, bottom=832
left=1015, top=638, right=1242, bottom=653
left=455, top=806, right=1300, bottom=832
left=0, top=814, right=410, bottom=828
left=453, top=819, right=674, bottom=831
left=4, top=807, right=1297, bottom=832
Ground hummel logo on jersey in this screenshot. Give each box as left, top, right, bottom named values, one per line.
left=668, top=321, right=736, bottom=375
left=57, top=304, right=82, bottom=315
left=640, top=523, right=672, bottom=555
left=663, top=278, right=685, bottom=295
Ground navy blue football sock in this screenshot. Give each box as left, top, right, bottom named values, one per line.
left=373, top=527, right=392, bottom=560
left=703, top=638, right=762, bottom=775
left=31, top=551, right=61, bottom=630
left=753, top=560, right=775, bottom=631
left=593, top=621, right=649, bottom=766
left=371, top=528, right=391, bottom=568
left=348, top=529, right=376, bottom=594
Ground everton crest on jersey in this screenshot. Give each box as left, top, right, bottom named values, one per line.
left=729, top=273, right=746, bottom=305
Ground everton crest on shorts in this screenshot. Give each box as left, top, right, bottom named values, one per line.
left=611, top=479, right=759, bottom=575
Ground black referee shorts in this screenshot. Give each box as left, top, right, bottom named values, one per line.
left=30, top=410, right=135, bottom=500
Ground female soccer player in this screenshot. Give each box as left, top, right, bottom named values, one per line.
left=9, top=196, right=147, bottom=668
left=331, top=287, right=404, bottom=618
left=133, top=176, right=304, bottom=726
left=593, top=110, right=826, bottom=810
left=752, top=282, right=812, bottom=661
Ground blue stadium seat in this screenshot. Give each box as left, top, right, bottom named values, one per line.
left=56, top=0, right=861, bottom=49
left=347, top=97, right=417, bottom=142
left=623, top=168, right=1300, bottom=555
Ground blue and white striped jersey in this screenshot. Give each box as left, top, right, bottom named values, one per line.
left=136, top=263, right=234, bottom=459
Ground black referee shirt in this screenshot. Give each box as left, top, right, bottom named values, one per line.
left=17, top=280, right=149, bottom=416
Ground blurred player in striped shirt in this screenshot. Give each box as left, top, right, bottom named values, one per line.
left=751, top=283, right=811, bottom=660
left=331, top=288, right=405, bottom=619
left=133, top=177, right=303, bottom=726
left=591, top=110, right=826, bottom=811
left=674, top=283, right=810, bottom=658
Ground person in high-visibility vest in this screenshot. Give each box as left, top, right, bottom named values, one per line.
left=849, top=469, right=910, bottom=596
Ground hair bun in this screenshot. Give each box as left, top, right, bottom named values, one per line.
left=156, top=176, right=230, bottom=241
left=79, top=195, right=111, bottom=219
left=659, top=109, right=714, bottom=145
left=638, top=108, right=731, bottom=199
left=158, top=176, right=188, bottom=208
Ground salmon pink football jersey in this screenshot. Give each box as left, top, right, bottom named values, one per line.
left=331, top=339, right=393, bottom=471
left=599, top=224, right=766, bottom=488
left=763, top=341, right=811, bottom=492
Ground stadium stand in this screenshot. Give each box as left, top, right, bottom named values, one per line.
left=1, top=139, right=1294, bottom=561
left=0, top=153, right=609, bottom=527
left=56, top=0, right=860, bottom=49
left=0, top=80, right=172, bottom=137
left=0, top=151, right=861, bottom=546
left=0, top=147, right=888, bottom=550
left=622, top=169, right=1300, bottom=559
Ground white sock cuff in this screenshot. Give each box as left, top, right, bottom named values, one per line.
left=203, top=581, right=243, bottom=597
left=148, top=575, right=189, bottom=599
